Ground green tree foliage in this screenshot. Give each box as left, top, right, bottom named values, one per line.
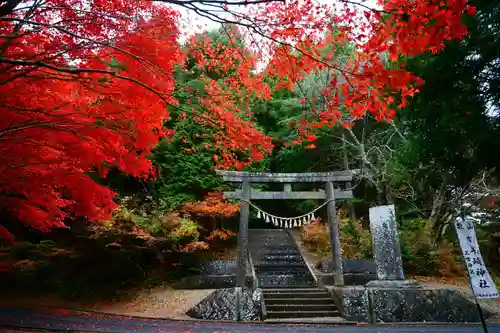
left=152, top=26, right=268, bottom=211
left=151, top=79, right=224, bottom=211
left=389, top=0, right=500, bottom=225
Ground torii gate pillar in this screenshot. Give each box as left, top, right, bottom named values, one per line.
left=235, top=181, right=250, bottom=322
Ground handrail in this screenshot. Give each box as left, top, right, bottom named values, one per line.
left=260, top=291, right=267, bottom=321
left=247, top=249, right=259, bottom=289
left=247, top=249, right=267, bottom=321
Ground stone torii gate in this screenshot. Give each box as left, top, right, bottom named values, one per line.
left=215, top=170, right=354, bottom=320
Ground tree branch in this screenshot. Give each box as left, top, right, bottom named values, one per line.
left=0, top=57, right=170, bottom=103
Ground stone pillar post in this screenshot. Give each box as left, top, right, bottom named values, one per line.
left=235, top=181, right=250, bottom=321
left=326, top=181, right=344, bottom=286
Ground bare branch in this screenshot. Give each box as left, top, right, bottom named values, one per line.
left=0, top=120, right=79, bottom=139
left=157, top=0, right=283, bottom=6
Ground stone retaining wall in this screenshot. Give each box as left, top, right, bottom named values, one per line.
left=173, top=259, right=252, bottom=289
left=172, top=275, right=253, bottom=289
left=186, top=287, right=262, bottom=321
left=331, top=286, right=493, bottom=323
left=317, top=259, right=377, bottom=286
left=199, top=260, right=237, bottom=275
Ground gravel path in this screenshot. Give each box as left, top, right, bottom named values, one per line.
left=0, top=286, right=214, bottom=320
left=95, top=287, right=214, bottom=319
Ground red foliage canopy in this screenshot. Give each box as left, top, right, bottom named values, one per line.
left=183, top=192, right=240, bottom=218
left=0, top=0, right=475, bottom=238
left=255, top=0, right=474, bottom=143
left=0, top=2, right=181, bottom=234
left=183, top=28, right=274, bottom=170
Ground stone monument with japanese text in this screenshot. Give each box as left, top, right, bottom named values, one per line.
left=368, top=205, right=404, bottom=280
left=366, top=204, right=420, bottom=288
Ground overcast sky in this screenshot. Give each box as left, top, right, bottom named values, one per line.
left=174, top=0, right=381, bottom=43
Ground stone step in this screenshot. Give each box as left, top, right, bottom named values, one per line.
left=255, top=263, right=308, bottom=270
left=257, top=271, right=311, bottom=276
left=265, top=297, right=334, bottom=305
left=255, top=265, right=310, bottom=275
left=256, top=266, right=310, bottom=272
left=264, top=317, right=354, bottom=324
left=257, top=269, right=312, bottom=274
left=266, top=310, right=341, bottom=319
left=263, top=290, right=329, bottom=299
left=250, top=240, right=291, bottom=244
left=258, top=260, right=305, bottom=266
left=251, top=240, right=292, bottom=244
left=255, top=255, right=302, bottom=261
left=262, top=284, right=319, bottom=289
left=249, top=229, right=318, bottom=290
left=260, top=282, right=317, bottom=288
left=260, top=250, right=301, bottom=255
left=260, top=255, right=303, bottom=259
left=259, top=276, right=316, bottom=287
left=260, top=255, right=304, bottom=262
left=262, top=254, right=302, bottom=260
left=266, top=304, right=338, bottom=312
left=257, top=260, right=307, bottom=267
left=263, top=287, right=328, bottom=293
left=255, top=244, right=296, bottom=249
left=259, top=246, right=300, bottom=254
left=262, top=245, right=297, bottom=250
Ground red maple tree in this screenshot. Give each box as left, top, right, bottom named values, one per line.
left=0, top=2, right=182, bottom=237
left=252, top=0, right=475, bottom=143
left=184, top=27, right=274, bottom=170
left=0, top=0, right=475, bottom=239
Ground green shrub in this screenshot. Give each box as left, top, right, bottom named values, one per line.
left=169, top=219, right=200, bottom=239
left=399, top=219, right=438, bottom=275
left=339, top=218, right=372, bottom=259
left=399, top=219, right=463, bottom=277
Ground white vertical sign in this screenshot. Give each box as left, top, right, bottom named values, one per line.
left=454, top=218, right=499, bottom=299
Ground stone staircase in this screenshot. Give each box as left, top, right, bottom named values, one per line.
left=262, top=287, right=342, bottom=321
left=249, top=229, right=316, bottom=288
left=249, top=229, right=345, bottom=322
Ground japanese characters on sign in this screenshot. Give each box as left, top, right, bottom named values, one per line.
left=454, top=218, right=499, bottom=299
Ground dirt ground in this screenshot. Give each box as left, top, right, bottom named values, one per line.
left=0, top=286, right=214, bottom=319
left=94, top=287, right=214, bottom=319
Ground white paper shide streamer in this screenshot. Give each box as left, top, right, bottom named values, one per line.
left=251, top=204, right=322, bottom=229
